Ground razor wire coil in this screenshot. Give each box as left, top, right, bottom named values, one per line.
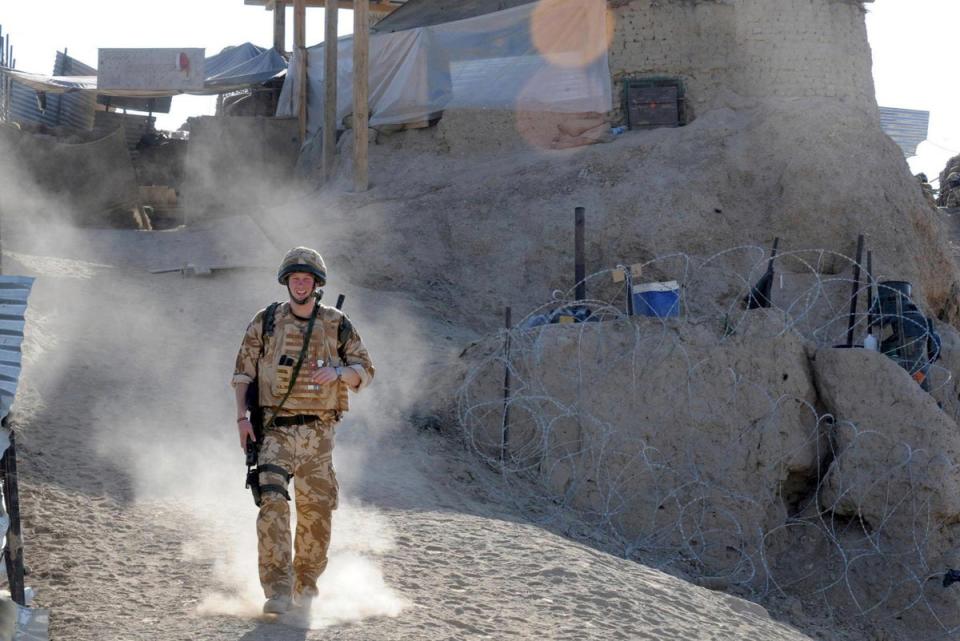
left=457, top=245, right=960, bottom=638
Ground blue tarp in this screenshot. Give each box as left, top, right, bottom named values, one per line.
left=204, top=43, right=288, bottom=90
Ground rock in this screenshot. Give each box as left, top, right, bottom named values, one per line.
left=813, top=346, right=960, bottom=524
left=812, top=346, right=960, bottom=629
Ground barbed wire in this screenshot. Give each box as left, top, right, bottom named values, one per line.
left=457, top=245, right=960, bottom=638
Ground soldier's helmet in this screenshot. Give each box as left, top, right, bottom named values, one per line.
left=277, top=246, right=327, bottom=286
left=949, top=173, right=960, bottom=188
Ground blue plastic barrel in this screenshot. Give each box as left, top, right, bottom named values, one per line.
left=632, top=281, right=680, bottom=318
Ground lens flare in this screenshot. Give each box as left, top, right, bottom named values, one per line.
left=530, top=0, right=615, bottom=69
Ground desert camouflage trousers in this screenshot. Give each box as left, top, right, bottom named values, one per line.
left=257, top=414, right=339, bottom=599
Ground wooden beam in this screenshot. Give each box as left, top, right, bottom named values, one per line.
left=322, top=0, right=338, bottom=181
left=353, top=0, right=369, bottom=191
left=294, top=0, right=307, bottom=144
left=273, top=1, right=286, bottom=53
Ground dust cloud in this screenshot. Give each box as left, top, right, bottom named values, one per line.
left=0, top=121, right=431, bottom=629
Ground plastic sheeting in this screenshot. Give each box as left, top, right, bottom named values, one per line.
left=277, top=0, right=611, bottom=134
left=0, top=43, right=287, bottom=97
left=280, top=29, right=451, bottom=132
left=204, top=43, right=288, bottom=91
left=14, top=604, right=48, bottom=641
left=0, top=70, right=96, bottom=94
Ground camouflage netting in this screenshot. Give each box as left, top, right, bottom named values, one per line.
left=457, top=246, right=960, bottom=640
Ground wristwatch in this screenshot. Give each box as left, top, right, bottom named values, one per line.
left=335, top=366, right=342, bottom=380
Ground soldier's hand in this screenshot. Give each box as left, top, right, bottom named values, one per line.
left=309, top=367, right=340, bottom=385
left=238, top=418, right=255, bottom=450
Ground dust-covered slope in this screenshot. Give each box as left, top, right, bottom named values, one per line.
left=281, top=98, right=960, bottom=331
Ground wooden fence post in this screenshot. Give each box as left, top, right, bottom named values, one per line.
left=353, top=0, right=369, bottom=192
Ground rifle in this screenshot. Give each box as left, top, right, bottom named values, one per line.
left=244, top=302, right=279, bottom=472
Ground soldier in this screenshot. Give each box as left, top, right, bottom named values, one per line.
left=232, top=247, right=375, bottom=614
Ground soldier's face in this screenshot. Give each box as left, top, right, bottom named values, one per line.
left=287, top=273, right=316, bottom=303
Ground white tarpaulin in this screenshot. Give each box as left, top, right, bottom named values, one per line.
left=14, top=604, right=48, bottom=641
left=280, top=28, right=451, bottom=133
left=277, top=0, right=612, bottom=134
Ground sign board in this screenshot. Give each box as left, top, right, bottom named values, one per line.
left=97, top=48, right=206, bottom=91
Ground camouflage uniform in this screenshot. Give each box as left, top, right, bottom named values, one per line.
left=232, top=301, right=374, bottom=600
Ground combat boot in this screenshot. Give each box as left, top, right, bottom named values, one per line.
left=263, top=595, right=292, bottom=614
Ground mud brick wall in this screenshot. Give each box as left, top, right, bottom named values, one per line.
left=608, top=0, right=876, bottom=122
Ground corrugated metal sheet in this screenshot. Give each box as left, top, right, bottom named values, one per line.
left=8, top=82, right=45, bottom=126
left=51, top=51, right=96, bottom=130
left=9, top=51, right=96, bottom=131
left=372, top=0, right=535, bottom=32
left=56, top=50, right=95, bottom=76
left=879, top=106, right=929, bottom=157
left=0, top=276, right=35, bottom=423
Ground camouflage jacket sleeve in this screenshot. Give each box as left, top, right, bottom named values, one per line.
left=231, top=310, right=264, bottom=387
left=341, top=316, right=375, bottom=392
